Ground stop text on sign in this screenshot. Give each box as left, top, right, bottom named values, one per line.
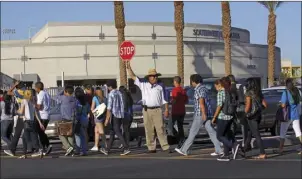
left=119, top=41, right=136, bottom=61
left=120, top=46, right=135, bottom=56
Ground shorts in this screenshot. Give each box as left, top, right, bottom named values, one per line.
left=95, top=116, right=105, bottom=123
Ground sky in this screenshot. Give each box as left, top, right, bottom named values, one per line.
left=1, top=1, right=301, bottom=65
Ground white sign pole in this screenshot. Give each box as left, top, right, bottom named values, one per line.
left=61, top=71, right=65, bottom=87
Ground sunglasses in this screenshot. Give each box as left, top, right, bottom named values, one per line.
left=149, top=75, right=158, bottom=78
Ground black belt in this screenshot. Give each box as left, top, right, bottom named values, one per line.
left=143, top=105, right=161, bottom=110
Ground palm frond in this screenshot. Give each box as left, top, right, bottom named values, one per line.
left=275, top=2, right=284, bottom=9
left=258, top=1, right=285, bottom=12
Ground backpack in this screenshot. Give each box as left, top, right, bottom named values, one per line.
left=238, top=84, right=245, bottom=105
left=120, top=90, right=133, bottom=113
left=222, top=91, right=237, bottom=116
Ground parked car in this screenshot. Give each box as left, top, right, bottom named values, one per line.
left=261, top=85, right=302, bottom=136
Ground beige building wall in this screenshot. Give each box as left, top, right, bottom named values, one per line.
left=1, top=22, right=281, bottom=88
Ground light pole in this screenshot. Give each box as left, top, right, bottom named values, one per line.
left=28, top=26, right=36, bottom=43
left=2, top=28, right=16, bottom=40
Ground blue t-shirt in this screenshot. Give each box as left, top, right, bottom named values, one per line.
left=280, top=90, right=300, bottom=120
left=92, top=96, right=107, bottom=107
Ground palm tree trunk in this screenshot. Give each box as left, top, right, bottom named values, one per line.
left=221, top=1, right=232, bottom=76
left=114, top=1, right=127, bottom=87
left=267, top=12, right=276, bottom=87
left=174, top=1, right=184, bottom=86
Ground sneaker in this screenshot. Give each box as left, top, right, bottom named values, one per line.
left=233, top=144, right=240, bottom=160
left=90, top=146, right=99, bottom=151
left=175, top=148, right=187, bottom=156
left=217, top=154, right=231, bottom=162
left=119, top=144, right=123, bottom=149
left=100, top=148, right=108, bottom=155
left=19, top=155, right=27, bottom=159
left=120, top=149, right=131, bottom=156
left=211, top=152, right=223, bottom=156
left=4, top=150, right=15, bottom=157
left=80, top=152, right=87, bottom=156
left=31, top=150, right=43, bottom=158
left=65, top=147, right=74, bottom=156
left=44, top=145, right=52, bottom=155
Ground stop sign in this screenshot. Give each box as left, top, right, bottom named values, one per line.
left=119, top=41, right=135, bottom=61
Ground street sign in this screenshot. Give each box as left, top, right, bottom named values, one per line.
left=119, top=41, right=135, bottom=61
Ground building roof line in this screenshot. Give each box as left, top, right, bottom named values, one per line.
left=44, top=21, right=250, bottom=33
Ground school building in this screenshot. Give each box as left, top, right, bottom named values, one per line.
left=0, top=22, right=282, bottom=88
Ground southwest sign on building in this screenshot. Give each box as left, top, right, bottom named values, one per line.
left=193, top=29, right=240, bottom=40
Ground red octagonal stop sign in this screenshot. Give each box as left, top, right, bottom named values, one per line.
left=119, top=41, right=135, bottom=61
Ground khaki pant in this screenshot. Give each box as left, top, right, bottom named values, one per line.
left=143, top=108, right=169, bottom=151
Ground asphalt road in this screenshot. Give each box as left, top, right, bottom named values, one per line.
left=1, top=140, right=301, bottom=179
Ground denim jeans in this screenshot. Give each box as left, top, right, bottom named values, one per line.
left=108, top=116, right=128, bottom=151
left=22, top=120, right=40, bottom=155
left=35, top=119, right=50, bottom=150
left=122, top=113, right=132, bottom=148
left=216, top=119, right=236, bottom=156
left=180, top=115, right=222, bottom=154
left=75, top=120, right=88, bottom=154
left=1, top=120, right=14, bottom=147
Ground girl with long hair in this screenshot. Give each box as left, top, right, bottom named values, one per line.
left=1, top=93, right=15, bottom=147
left=244, top=78, right=267, bottom=159
left=212, top=77, right=240, bottom=162
left=74, top=89, right=90, bottom=156
left=278, top=78, right=302, bottom=154
left=90, top=87, right=107, bottom=152
left=18, top=90, right=44, bottom=159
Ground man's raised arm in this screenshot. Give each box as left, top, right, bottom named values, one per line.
left=126, top=61, right=136, bottom=81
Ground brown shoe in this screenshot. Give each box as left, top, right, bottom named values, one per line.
left=147, top=150, right=156, bottom=154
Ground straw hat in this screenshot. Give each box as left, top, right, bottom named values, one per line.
left=145, top=69, right=162, bottom=78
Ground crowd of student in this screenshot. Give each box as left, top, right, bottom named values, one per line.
left=1, top=61, right=301, bottom=161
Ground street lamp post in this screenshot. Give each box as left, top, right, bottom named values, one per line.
left=28, top=26, right=36, bottom=43
left=2, top=28, right=16, bottom=40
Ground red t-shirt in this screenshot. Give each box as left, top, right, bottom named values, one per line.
left=171, top=86, right=188, bottom=115
left=0, top=97, right=3, bottom=102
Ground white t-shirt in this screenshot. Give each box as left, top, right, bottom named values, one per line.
left=22, top=99, right=35, bottom=121
left=37, top=90, right=50, bottom=120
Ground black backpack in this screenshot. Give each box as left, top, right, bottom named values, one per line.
left=120, top=90, right=133, bottom=112
left=222, top=90, right=237, bottom=116
left=238, top=84, right=245, bottom=105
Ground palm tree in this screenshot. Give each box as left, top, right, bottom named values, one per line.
left=259, top=1, right=284, bottom=87
left=174, top=1, right=184, bottom=86
left=114, top=1, right=127, bottom=87
left=221, top=1, right=232, bottom=76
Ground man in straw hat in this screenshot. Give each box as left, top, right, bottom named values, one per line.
left=126, top=61, right=171, bottom=153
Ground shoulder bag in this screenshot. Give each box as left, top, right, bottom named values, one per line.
left=246, top=95, right=262, bottom=120
left=276, top=90, right=290, bottom=122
